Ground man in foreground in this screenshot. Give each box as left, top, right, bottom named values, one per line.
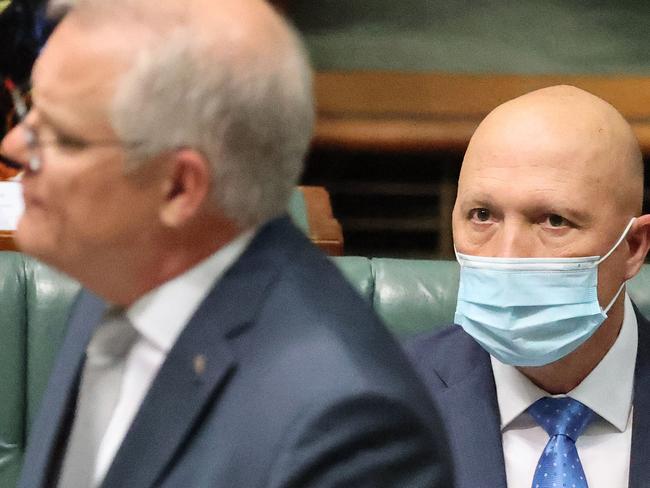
left=408, top=85, right=650, bottom=487
left=1, top=0, right=451, bottom=486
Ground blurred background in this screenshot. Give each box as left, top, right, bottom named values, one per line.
left=280, top=0, right=650, bottom=258
left=2, top=0, right=649, bottom=258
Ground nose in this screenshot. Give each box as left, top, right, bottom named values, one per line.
left=0, top=124, right=28, bottom=177
left=493, top=222, right=533, bottom=258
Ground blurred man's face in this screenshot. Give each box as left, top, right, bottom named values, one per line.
left=452, top=103, right=633, bottom=308
left=1, top=19, right=165, bottom=274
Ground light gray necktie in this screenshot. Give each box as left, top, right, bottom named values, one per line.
left=57, top=308, right=139, bottom=488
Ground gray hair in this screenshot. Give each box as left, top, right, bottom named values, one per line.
left=51, top=0, right=315, bottom=228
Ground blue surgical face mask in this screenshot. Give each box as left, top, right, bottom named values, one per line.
left=454, top=218, right=635, bottom=367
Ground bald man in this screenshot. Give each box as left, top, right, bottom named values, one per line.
left=1, top=0, right=451, bottom=487
left=407, top=85, right=650, bottom=488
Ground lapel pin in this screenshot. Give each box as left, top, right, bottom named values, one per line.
left=193, top=354, right=207, bottom=376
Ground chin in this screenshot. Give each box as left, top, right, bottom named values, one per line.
left=14, top=217, right=58, bottom=264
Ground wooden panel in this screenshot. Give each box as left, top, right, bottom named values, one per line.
left=314, top=71, right=650, bottom=153
left=0, top=190, right=343, bottom=255
left=0, top=164, right=19, bottom=181
left=299, top=185, right=344, bottom=256
left=0, top=230, right=16, bottom=251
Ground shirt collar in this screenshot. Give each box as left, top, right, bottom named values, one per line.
left=126, top=227, right=257, bottom=354
left=492, top=293, right=638, bottom=432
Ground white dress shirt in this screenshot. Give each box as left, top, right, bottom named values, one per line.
left=92, top=228, right=256, bottom=485
left=492, top=293, right=637, bottom=488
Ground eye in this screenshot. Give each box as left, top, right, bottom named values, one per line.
left=544, top=214, right=569, bottom=228
left=55, top=133, right=89, bottom=151
left=469, top=208, right=492, bottom=223
left=31, top=123, right=89, bottom=152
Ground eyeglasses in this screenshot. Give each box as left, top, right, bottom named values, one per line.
left=1, top=79, right=46, bottom=172
left=1, top=78, right=141, bottom=174
left=1, top=79, right=30, bottom=171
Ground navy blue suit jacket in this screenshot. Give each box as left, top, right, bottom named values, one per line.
left=406, top=307, right=650, bottom=488
left=20, top=216, right=452, bottom=488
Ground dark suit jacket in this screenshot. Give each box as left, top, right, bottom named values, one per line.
left=20, top=216, right=452, bottom=488
left=406, top=307, right=650, bottom=488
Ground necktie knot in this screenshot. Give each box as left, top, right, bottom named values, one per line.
left=528, top=397, right=595, bottom=442
left=86, top=308, right=138, bottom=365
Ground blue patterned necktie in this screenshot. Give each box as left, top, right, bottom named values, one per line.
left=528, top=397, right=595, bottom=488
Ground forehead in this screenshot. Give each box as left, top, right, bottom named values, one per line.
left=31, top=19, right=135, bottom=127
left=457, top=112, right=620, bottom=216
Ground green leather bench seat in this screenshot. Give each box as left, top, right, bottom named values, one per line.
left=2, top=251, right=650, bottom=487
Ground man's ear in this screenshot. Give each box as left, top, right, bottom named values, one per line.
left=624, top=214, right=650, bottom=280
left=159, top=149, right=212, bottom=228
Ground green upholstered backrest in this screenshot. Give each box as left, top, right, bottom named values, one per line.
left=287, top=189, right=309, bottom=234
left=0, top=252, right=27, bottom=487
left=0, top=253, right=80, bottom=488
left=371, top=259, right=460, bottom=337
left=334, top=257, right=459, bottom=338
left=22, top=258, right=81, bottom=428
left=334, top=257, right=650, bottom=338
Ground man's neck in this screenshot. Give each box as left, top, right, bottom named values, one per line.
left=518, top=297, right=626, bottom=394
left=74, top=218, right=245, bottom=307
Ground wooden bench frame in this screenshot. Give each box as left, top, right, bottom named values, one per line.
left=314, top=71, right=650, bottom=154
left=0, top=186, right=344, bottom=255
left=0, top=230, right=13, bottom=251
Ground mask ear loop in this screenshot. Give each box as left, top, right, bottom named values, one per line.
left=597, top=217, right=636, bottom=265
left=600, top=217, right=637, bottom=314
left=453, top=246, right=462, bottom=264
left=603, top=281, right=626, bottom=314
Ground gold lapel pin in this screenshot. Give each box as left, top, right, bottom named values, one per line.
left=193, top=354, right=207, bottom=376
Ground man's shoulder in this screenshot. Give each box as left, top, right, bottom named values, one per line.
left=243, top=216, right=369, bottom=309
left=193, top=224, right=453, bottom=486
left=250, top=264, right=428, bottom=402
left=405, top=324, right=480, bottom=365
left=404, top=325, right=491, bottom=391
left=228, top=219, right=441, bottom=409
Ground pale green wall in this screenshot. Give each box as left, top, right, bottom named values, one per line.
left=287, top=0, right=650, bottom=74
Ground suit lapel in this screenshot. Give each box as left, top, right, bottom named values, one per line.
left=629, top=307, right=650, bottom=487
left=435, top=341, right=508, bottom=488
left=100, top=318, right=237, bottom=488
left=101, top=217, right=300, bottom=488
left=20, top=291, right=107, bottom=488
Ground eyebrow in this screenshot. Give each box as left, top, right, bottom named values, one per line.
left=456, top=192, right=495, bottom=210
left=531, top=204, right=591, bottom=225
